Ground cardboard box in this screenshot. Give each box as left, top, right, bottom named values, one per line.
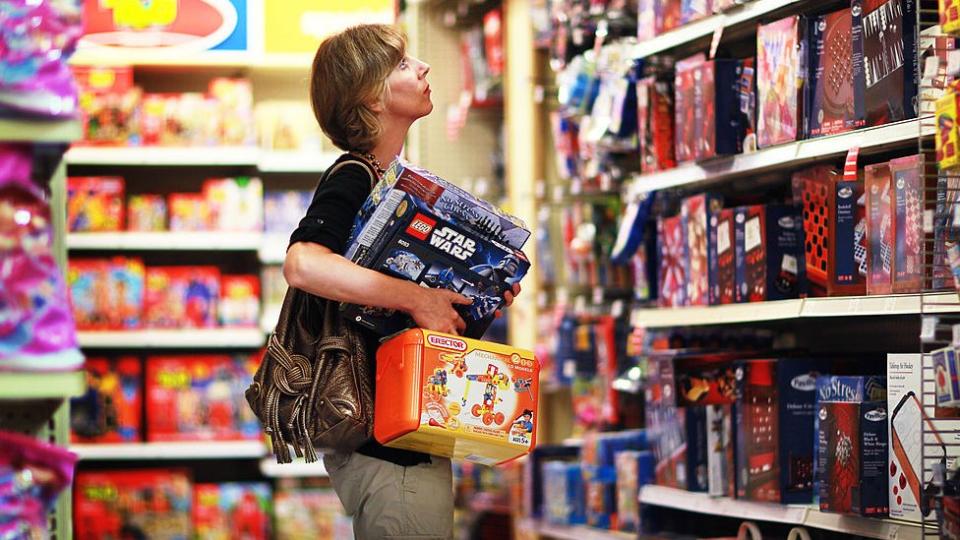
left=862, top=0, right=918, bottom=126
left=707, top=403, right=736, bottom=498
left=682, top=194, right=723, bottom=306
left=344, top=190, right=529, bottom=338
left=374, top=329, right=538, bottom=465
left=815, top=376, right=889, bottom=516
left=936, top=90, right=960, bottom=170
left=758, top=16, right=806, bottom=148
left=658, top=215, right=688, bottom=307
left=616, top=450, right=655, bottom=532
left=637, top=76, right=677, bottom=173
left=733, top=205, right=805, bottom=303
left=70, top=357, right=142, bottom=443
left=865, top=162, right=894, bottom=295
left=543, top=462, right=586, bottom=525
left=711, top=208, right=737, bottom=304
left=890, top=155, right=924, bottom=293
left=67, top=176, right=125, bottom=232
left=674, top=55, right=702, bottom=164
left=695, top=59, right=752, bottom=160
left=806, top=8, right=865, bottom=137
left=524, top=444, right=581, bottom=519
left=74, top=469, right=192, bottom=540
left=646, top=357, right=689, bottom=489
left=193, top=483, right=272, bottom=540
left=933, top=347, right=960, bottom=407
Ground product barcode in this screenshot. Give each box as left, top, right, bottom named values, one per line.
left=356, top=190, right=406, bottom=251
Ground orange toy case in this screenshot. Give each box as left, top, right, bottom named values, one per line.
left=374, top=329, right=539, bottom=466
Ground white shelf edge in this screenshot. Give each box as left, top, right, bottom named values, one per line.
left=0, top=117, right=82, bottom=144
left=258, top=235, right=289, bottom=264
left=802, top=294, right=923, bottom=317
left=77, top=328, right=266, bottom=348
left=631, top=299, right=802, bottom=328
left=70, top=49, right=314, bottom=70
left=71, top=441, right=267, bottom=460
left=517, top=518, right=634, bottom=540
left=68, top=231, right=263, bottom=251
left=0, top=369, right=87, bottom=400
left=66, top=146, right=261, bottom=166
left=258, top=151, right=339, bottom=173
left=638, top=486, right=920, bottom=540
left=260, top=305, right=282, bottom=335
left=631, top=119, right=929, bottom=193
left=259, top=456, right=329, bottom=478
left=633, top=0, right=804, bottom=60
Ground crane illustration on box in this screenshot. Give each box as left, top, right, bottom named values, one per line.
left=463, top=363, right=511, bottom=425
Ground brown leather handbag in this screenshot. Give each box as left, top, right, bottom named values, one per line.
left=245, top=158, right=377, bottom=464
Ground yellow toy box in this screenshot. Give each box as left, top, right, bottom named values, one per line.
left=374, top=329, right=539, bottom=466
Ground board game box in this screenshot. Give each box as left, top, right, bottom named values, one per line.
left=863, top=0, right=918, bottom=126
left=806, top=8, right=865, bottom=137
left=865, top=162, right=894, bottom=295
left=70, top=357, right=141, bottom=443
left=658, top=215, right=688, bottom=307
left=637, top=75, right=677, bottom=173
left=890, top=155, right=923, bottom=293
left=682, top=194, right=723, bottom=306
left=733, top=205, right=805, bottom=303
left=144, top=266, right=220, bottom=328
left=758, top=16, right=806, bottom=148
left=710, top=208, right=736, bottom=304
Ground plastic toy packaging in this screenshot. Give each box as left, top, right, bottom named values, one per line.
left=264, top=190, right=312, bottom=235
left=1, top=144, right=83, bottom=371
left=0, top=0, right=82, bottom=117
left=127, top=194, right=167, bottom=231
left=220, top=275, right=260, bottom=327
left=67, top=176, right=125, bottom=232
left=203, top=177, right=264, bottom=232
left=71, top=357, right=142, bottom=443
left=0, top=431, right=78, bottom=540
left=72, top=65, right=142, bottom=146
left=145, top=266, right=220, bottom=328
left=74, top=469, right=192, bottom=540
left=67, top=257, right=144, bottom=330
left=194, top=483, right=272, bottom=540
left=274, top=487, right=353, bottom=539
left=168, top=193, right=211, bottom=231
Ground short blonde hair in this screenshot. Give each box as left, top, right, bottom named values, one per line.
left=310, top=25, right=406, bottom=152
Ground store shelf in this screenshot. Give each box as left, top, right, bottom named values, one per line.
left=638, top=486, right=920, bottom=540
left=259, top=456, right=328, bottom=478
left=70, top=50, right=314, bottom=70
left=65, top=146, right=261, bottom=166
left=633, top=0, right=803, bottom=60
left=516, top=518, right=634, bottom=540
left=72, top=441, right=267, bottom=460
left=0, top=369, right=86, bottom=400
left=631, top=293, right=958, bottom=328
left=0, top=117, right=82, bottom=143
left=258, top=235, right=288, bottom=264
left=260, top=305, right=282, bottom=335
left=630, top=119, right=928, bottom=193
left=68, top=231, right=263, bottom=251
left=258, top=150, right=339, bottom=173
left=77, top=328, right=266, bottom=348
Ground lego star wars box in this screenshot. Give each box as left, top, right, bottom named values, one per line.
left=866, top=162, right=894, bottom=295
left=758, top=15, right=806, bottom=148
left=887, top=353, right=960, bottom=522
left=862, top=0, right=918, bottom=127
left=682, top=194, right=723, bottom=306
left=815, top=376, right=889, bottom=516
left=890, top=155, right=924, bottom=293
left=351, top=158, right=530, bottom=251
left=343, top=190, right=529, bottom=339
left=735, top=359, right=825, bottom=504
left=374, top=329, right=539, bottom=465
left=733, top=205, right=805, bottom=303
left=806, top=7, right=866, bottom=138
left=710, top=208, right=736, bottom=304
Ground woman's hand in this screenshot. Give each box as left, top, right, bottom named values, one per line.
left=494, top=283, right=522, bottom=319
left=409, top=288, right=472, bottom=335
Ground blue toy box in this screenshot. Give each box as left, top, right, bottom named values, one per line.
left=543, top=461, right=586, bottom=525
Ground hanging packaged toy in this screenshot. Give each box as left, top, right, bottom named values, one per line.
left=0, top=431, right=78, bottom=539
left=0, top=144, right=83, bottom=370
left=0, top=0, right=82, bottom=117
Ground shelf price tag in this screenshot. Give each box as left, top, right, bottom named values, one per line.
left=844, top=146, right=861, bottom=181
left=709, top=17, right=726, bottom=59
left=921, top=315, right=939, bottom=342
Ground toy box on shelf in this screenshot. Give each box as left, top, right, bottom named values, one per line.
left=68, top=257, right=145, bottom=330
left=193, top=482, right=272, bottom=540
left=70, top=357, right=142, bottom=443
left=74, top=469, right=192, bottom=540
left=733, top=204, right=805, bottom=302
left=805, top=7, right=865, bottom=138
left=862, top=0, right=918, bottom=127
left=146, top=355, right=260, bottom=442
left=67, top=176, right=124, bottom=232
left=757, top=15, right=806, bottom=148
left=219, top=275, right=260, bottom=327
left=144, top=266, right=220, bottom=328
left=374, top=329, right=538, bottom=465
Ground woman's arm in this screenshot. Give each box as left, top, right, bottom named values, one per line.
left=284, top=241, right=472, bottom=335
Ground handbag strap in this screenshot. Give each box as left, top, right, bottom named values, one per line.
left=323, top=155, right=379, bottom=191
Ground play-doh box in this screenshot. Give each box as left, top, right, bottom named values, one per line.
left=374, top=329, right=539, bottom=465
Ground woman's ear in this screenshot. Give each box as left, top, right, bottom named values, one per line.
left=368, top=98, right=385, bottom=114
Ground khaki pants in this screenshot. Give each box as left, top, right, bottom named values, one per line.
left=324, top=452, right=454, bottom=539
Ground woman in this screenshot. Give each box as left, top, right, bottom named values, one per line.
left=284, top=24, right=520, bottom=539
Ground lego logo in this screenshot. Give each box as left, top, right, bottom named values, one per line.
left=864, top=408, right=887, bottom=422
left=406, top=213, right=436, bottom=241
left=428, top=334, right=467, bottom=352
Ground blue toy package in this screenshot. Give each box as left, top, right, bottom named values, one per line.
left=615, top=450, right=655, bottom=533
left=524, top=444, right=581, bottom=519
left=343, top=189, right=529, bottom=339
left=350, top=158, right=530, bottom=251
left=583, top=465, right=617, bottom=529
left=263, top=190, right=311, bottom=235
left=543, top=461, right=586, bottom=526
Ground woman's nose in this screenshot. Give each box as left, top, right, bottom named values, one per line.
left=419, top=59, right=431, bottom=78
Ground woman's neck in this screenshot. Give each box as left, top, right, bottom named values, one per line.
left=369, top=114, right=412, bottom=169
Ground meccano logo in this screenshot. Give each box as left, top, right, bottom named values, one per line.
left=407, top=213, right=436, bottom=241
left=428, top=334, right=467, bottom=352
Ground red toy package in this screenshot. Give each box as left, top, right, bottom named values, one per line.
left=638, top=75, right=676, bottom=173
left=70, top=357, right=142, bottom=443
left=144, top=266, right=220, bottom=328
left=67, top=257, right=145, bottom=330
left=74, top=469, right=192, bottom=540
left=865, top=162, right=894, bottom=295
left=194, top=483, right=271, bottom=540
left=220, top=275, right=260, bottom=327
left=127, top=194, right=167, bottom=232
left=757, top=16, right=805, bottom=148
left=146, top=355, right=260, bottom=441
left=658, top=215, right=688, bottom=307
left=72, top=65, right=141, bottom=146
left=67, top=176, right=125, bottom=232
left=674, top=55, right=704, bottom=164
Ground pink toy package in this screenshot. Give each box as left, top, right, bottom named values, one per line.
left=0, top=144, right=83, bottom=371
left=145, top=266, right=220, bottom=328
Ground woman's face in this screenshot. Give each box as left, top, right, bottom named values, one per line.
left=383, top=54, right=433, bottom=120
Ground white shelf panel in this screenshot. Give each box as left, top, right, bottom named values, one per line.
left=70, top=49, right=313, bottom=70
left=259, top=457, right=328, bottom=478
left=631, top=299, right=802, bottom=328
left=258, top=150, right=339, bottom=173
left=260, top=305, right=282, bottom=334
left=68, top=231, right=263, bottom=251
left=0, top=118, right=81, bottom=143
left=923, top=292, right=960, bottom=314
left=72, top=441, right=267, bottom=460
left=0, top=369, right=86, bottom=400
left=633, top=0, right=803, bottom=60
left=631, top=120, right=928, bottom=193
left=258, top=235, right=288, bottom=264
left=66, top=146, right=260, bottom=166
left=802, top=294, right=922, bottom=317
left=516, top=519, right=633, bottom=540
left=638, top=486, right=920, bottom=540
left=77, top=328, right=265, bottom=348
